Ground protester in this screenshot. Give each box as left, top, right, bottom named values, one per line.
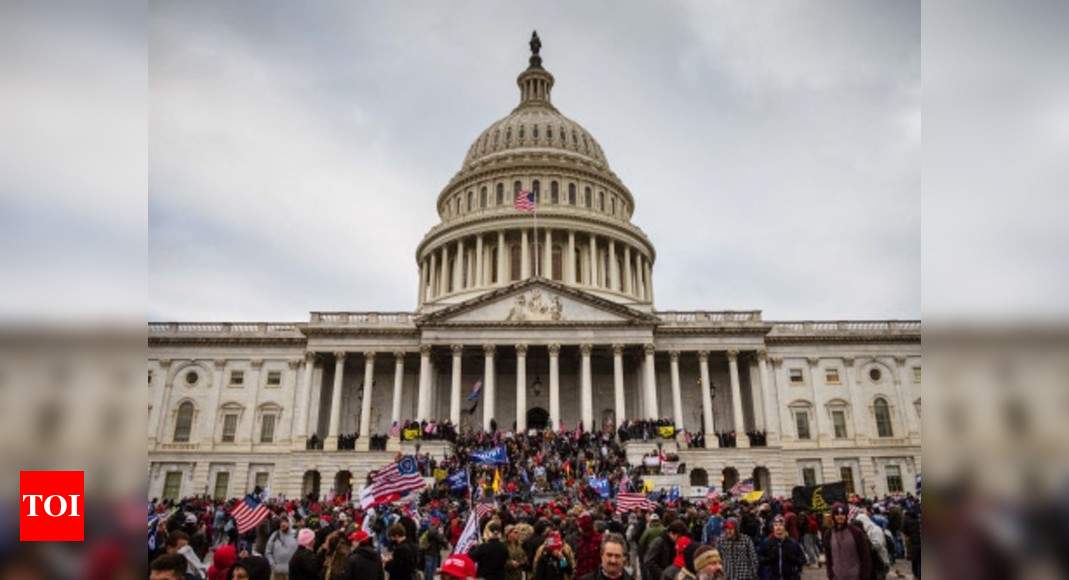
left=504, top=525, right=530, bottom=580
left=533, top=531, right=574, bottom=580
left=470, top=521, right=510, bottom=580
left=288, top=529, right=321, bottom=580
left=166, top=531, right=208, bottom=579
left=208, top=545, right=237, bottom=580
left=344, top=531, right=382, bottom=580
left=718, top=519, right=757, bottom=580
left=439, top=554, right=478, bottom=580
left=420, top=517, right=450, bottom=580
left=265, top=518, right=298, bottom=580
left=383, top=524, right=419, bottom=580
left=692, top=545, right=723, bottom=580
left=581, top=534, right=632, bottom=580
left=152, top=554, right=191, bottom=580
left=644, top=520, right=689, bottom=580
left=232, top=556, right=271, bottom=580
left=758, top=515, right=805, bottom=580
left=822, top=504, right=871, bottom=580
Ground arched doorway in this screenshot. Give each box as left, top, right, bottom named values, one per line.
left=527, top=407, right=549, bottom=430
left=722, top=467, right=739, bottom=493
left=334, top=470, right=353, bottom=498
left=753, top=466, right=772, bottom=492
left=690, top=468, right=709, bottom=487
left=301, top=470, right=321, bottom=500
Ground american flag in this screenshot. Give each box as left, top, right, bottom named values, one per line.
left=229, top=494, right=270, bottom=534
left=453, top=502, right=497, bottom=554
left=514, top=190, right=535, bottom=211
left=369, top=456, right=426, bottom=499
left=730, top=478, right=755, bottom=497
left=615, top=492, right=657, bottom=514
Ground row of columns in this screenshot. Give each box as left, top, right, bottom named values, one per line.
left=417, top=229, right=653, bottom=304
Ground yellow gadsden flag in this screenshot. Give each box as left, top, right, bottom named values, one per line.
left=643, top=479, right=655, bottom=493
left=492, top=468, right=502, bottom=493
left=742, top=490, right=765, bottom=503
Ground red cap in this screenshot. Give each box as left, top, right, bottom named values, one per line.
left=348, top=530, right=371, bottom=544
left=545, top=531, right=563, bottom=550
left=724, top=519, right=737, bottom=531
left=439, top=554, right=477, bottom=578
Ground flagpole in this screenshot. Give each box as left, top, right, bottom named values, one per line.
left=533, top=191, right=539, bottom=277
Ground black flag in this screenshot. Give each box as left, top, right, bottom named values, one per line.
left=791, top=481, right=847, bottom=512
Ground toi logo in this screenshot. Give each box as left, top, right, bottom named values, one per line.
left=19, top=471, right=84, bottom=542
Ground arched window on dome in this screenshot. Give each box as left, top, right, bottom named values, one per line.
left=454, top=196, right=461, bottom=215
left=568, top=183, right=576, bottom=205
left=496, top=183, right=504, bottom=206
left=874, top=398, right=894, bottom=438
left=583, top=135, right=590, bottom=153
left=550, top=181, right=559, bottom=204
left=514, top=180, right=522, bottom=195
left=506, top=127, right=512, bottom=144
left=519, top=125, right=525, bottom=140
left=551, top=245, right=563, bottom=280
left=490, top=246, right=498, bottom=283
left=547, top=125, right=553, bottom=141
left=598, top=191, right=604, bottom=211
left=480, top=187, right=487, bottom=209
left=468, top=191, right=475, bottom=212
left=533, top=125, right=539, bottom=140
left=509, top=244, right=521, bottom=282
left=494, top=130, right=499, bottom=147
left=572, top=130, right=578, bottom=146
left=610, top=197, right=616, bottom=216
left=532, top=180, right=540, bottom=202
left=174, top=401, right=194, bottom=443
left=584, top=187, right=592, bottom=208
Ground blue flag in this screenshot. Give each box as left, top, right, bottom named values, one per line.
left=667, top=485, right=680, bottom=503
left=588, top=477, right=611, bottom=499
left=446, top=470, right=470, bottom=492
left=470, top=445, right=509, bottom=465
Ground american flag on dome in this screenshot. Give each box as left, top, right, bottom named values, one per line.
left=615, top=492, right=657, bottom=514
left=514, top=190, right=535, bottom=211
left=229, top=494, right=270, bottom=534
left=369, top=455, right=426, bottom=499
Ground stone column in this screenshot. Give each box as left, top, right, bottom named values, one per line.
left=580, top=344, right=593, bottom=430
left=893, top=356, right=918, bottom=436
left=357, top=352, right=376, bottom=449
left=391, top=352, right=405, bottom=428
left=150, top=359, right=172, bottom=444
left=623, top=246, right=633, bottom=296
left=608, top=240, right=618, bottom=291
left=206, top=359, right=226, bottom=446
left=749, top=358, right=766, bottom=431
left=475, top=235, right=484, bottom=287
left=842, top=357, right=866, bottom=443
left=417, top=345, right=431, bottom=421
left=757, top=350, right=781, bottom=442
left=246, top=359, right=263, bottom=445
left=326, top=352, right=345, bottom=450
left=428, top=253, right=437, bottom=300
left=515, top=344, right=528, bottom=431
left=449, top=346, right=463, bottom=425
left=698, top=351, right=717, bottom=447
left=807, top=357, right=827, bottom=440
left=636, top=255, right=646, bottom=300
left=644, top=258, right=653, bottom=302
left=669, top=351, right=684, bottom=429
left=520, top=230, right=530, bottom=279
left=566, top=231, right=576, bottom=283
left=418, top=260, right=426, bottom=306
left=771, top=357, right=793, bottom=441
left=549, top=344, right=561, bottom=430
left=543, top=230, right=552, bottom=278
left=643, top=344, right=659, bottom=419
left=589, top=235, right=598, bottom=287
left=727, top=350, right=749, bottom=447
left=612, top=344, right=626, bottom=426
left=439, top=246, right=449, bottom=294
left=454, top=238, right=465, bottom=290
left=292, top=353, right=316, bottom=448
left=497, top=231, right=506, bottom=285
left=482, top=345, right=496, bottom=431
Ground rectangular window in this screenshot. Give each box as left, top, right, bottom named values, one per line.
left=213, top=472, right=230, bottom=500
left=832, top=411, right=848, bottom=439
left=886, top=465, right=904, bottom=493
left=222, top=414, right=238, bottom=442
left=255, top=472, right=269, bottom=490
left=229, top=371, right=243, bottom=386
left=162, top=471, right=182, bottom=501
left=148, top=370, right=154, bottom=386
left=840, top=466, right=856, bottom=494
left=260, top=415, right=276, bottom=443
left=912, top=367, right=922, bottom=382
left=266, top=371, right=282, bottom=386
left=795, top=411, right=811, bottom=440
left=802, top=467, right=817, bottom=487
left=825, top=368, right=841, bottom=384
left=789, top=368, right=805, bottom=384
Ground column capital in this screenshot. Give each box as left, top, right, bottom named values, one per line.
left=579, top=343, right=592, bottom=356
left=669, top=350, right=680, bottom=362
left=726, top=349, right=739, bottom=361
left=893, top=355, right=908, bottom=366
left=842, top=356, right=855, bottom=367
left=158, top=358, right=173, bottom=369
left=250, top=358, right=264, bottom=368
left=483, top=344, right=496, bottom=356
left=213, top=359, right=226, bottom=369
left=304, top=351, right=317, bottom=363
left=612, top=343, right=625, bottom=356
left=756, top=349, right=768, bottom=361
left=333, top=351, right=347, bottom=361
left=515, top=344, right=528, bottom=356
left=697, top=350, right=709, bottom=362
left=806, top=356, right=820, bottom=367
left=364, top=351, right=377, bottom=361
left=287, top=359, right=301, bottom=370
left=643, top=343, right=656, bottom=356
left=420, top=344, right=433, bottom=356
left=394, top=351, right=406, bottom=361
left=451, top=344, right=464, bottom=356
left=770, top=356, right=783, bottom=366
left=548, top=343, right=561, bottom=356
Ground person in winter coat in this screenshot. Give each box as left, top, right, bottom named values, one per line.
left=852, top=512, right=889, bottom=580
left=208, top=545, right=237, bottom=580
left=638, top=514, right=664, bottom=561
left=576, top=513, right=604, bottom=579
left=384, top=524, right=419, bottom=580
left=420, top=518, right=450, bottom=580
left=470, top=522, right=510, bottom=580
left=702, top=506, right=724, bottom=546
left=660, top=536, right=691, bottom=580
left=718, top=519, right=758, bottom=580
left=321, top=531, right=351, bottom=580
left=532, top=531, right=574, bottom=580
left=264, top=519, right=298, bottom=580
left=579, top=533, right=633, bottom=580
left=505, top=525, right=530, bottom=580
left=344, top=531, right=383, bottom=580
left=821, top=505, right=871, bottom=580
left=643, top=521, right=688, bottom=580
left=758, top=516, right=805, bottom=580
left=230, top=556, right=271, bottom=580
left=287, top=529, right=321, bottom=580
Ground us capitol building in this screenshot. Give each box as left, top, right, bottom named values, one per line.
left=148, top=34, right=920, bottom=502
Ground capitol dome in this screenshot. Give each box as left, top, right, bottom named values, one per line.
left=416, top=32, right=656, bottom=312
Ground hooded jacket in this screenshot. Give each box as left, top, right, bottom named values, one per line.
left=264, top=528, right=299, bottom=573
left=207, top=545, right=237, bottom=580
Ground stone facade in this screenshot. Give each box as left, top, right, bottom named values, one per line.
left=148, top=35, right=920, bottom=502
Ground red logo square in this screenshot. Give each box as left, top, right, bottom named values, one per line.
left=19, top=471, right=84, bottom=542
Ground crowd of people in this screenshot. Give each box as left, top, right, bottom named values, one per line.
left=150, top=424, right=921, bottom=580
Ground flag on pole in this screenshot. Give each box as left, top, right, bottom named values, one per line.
left=588, top=477, right=611, bottom=499
left=615, top=492, right=657, bottom=514
left=389, top=421, right=401, bottom=438
left=470, top=445, right=509, bottom=465
left=491, top=468, right=501, bottom=494
left=446, top=470, right=470, bottom=493
left=514, top=190, right=536, bottom=211
left=467, top=380, right=483, bottom=402
left=453, top=502, right=496, bottom=554
left=730, top=478, right=755, bottom=498
left=230, top=494, right=270, bottom=534
left=367, top=456, right=426, bottom=505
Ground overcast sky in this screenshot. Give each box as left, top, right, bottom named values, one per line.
left=146, top=2, right=919, bottom=322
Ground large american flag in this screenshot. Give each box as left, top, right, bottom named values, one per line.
left=730, top=478, right=755, bottom=497
left=229, top=494, right=270, bottom=534
left=514, top=190, right=535, bottom=211
left=615, top=492, right=657, bottom=514
left=369, top=456, right=426, bottom=499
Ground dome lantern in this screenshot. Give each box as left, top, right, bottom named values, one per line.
left=516, top=31, right=554, bottom=109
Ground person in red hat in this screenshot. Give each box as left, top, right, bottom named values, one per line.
left=533, top=531, right=574, bottom=580
left=439, top=554, right=477, bottom=580
left=718, top=519, right=757, bottom=580
left=344, top=530, right=382, bottom=580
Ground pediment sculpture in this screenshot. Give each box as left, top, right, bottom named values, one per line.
left=506, top=288, right=563, bottom=322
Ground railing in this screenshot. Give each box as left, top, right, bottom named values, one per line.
left=308, top=312, right=415, bottom=326
left=769, top=320, right=921, bottom=335
left=657, top=311, right=764, bottom=324
left=158, top=443, right=199, bottom=451
left=148, top=323, right=300, bottom=334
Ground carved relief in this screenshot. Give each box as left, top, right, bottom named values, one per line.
left=505, top=288, right=563, bottom=321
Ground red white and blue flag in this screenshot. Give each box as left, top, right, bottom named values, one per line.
left=514, top=190, right=536, bottom=211
left=453, top=502, right=497, bottom=554
left=730, top=478, right=755, bottom=498
left=615, top=492, right=656, bottom=514
left=364, top=456, right=426, bottom=507
left=467, top=380, right=483, bottom=402
left=230, top=494, right=270, bottom=534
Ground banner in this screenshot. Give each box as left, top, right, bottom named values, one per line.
left=402, top=427, right=421, bottom=441
left=445, top=470, right=469, bottom=493
left=791, top=481, right=847, bottom=512
left=661, top=461, right=680, bottom=475
left=470, top=445, right=509, bottom=465
left=587, top=477, right=611, bottom=499
left=642, top=456, right=661, bottom=469
left=657, top=425, right=676, bottom=438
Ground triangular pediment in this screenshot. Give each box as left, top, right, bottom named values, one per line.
left=417, top=278, right=659, bottom=326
